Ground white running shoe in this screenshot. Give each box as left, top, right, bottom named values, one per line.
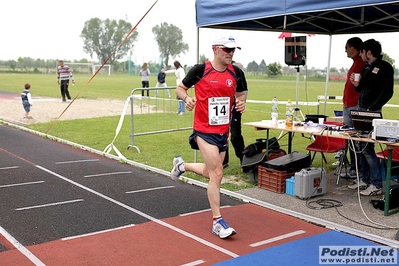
left=170, top=156, right=185, bottom=181
left=360, top=184, right=382, bottom=196
left=212, top=218, right=236, bottom=239
left=348, top=179, right=368, bottom=190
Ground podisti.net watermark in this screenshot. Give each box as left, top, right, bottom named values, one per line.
left=319, top=246, right=397, bottom=264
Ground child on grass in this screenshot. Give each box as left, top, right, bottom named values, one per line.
left=21, top=83, right=32, bottom=118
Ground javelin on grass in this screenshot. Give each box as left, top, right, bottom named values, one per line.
left=45, top=0, right=159, bottom=134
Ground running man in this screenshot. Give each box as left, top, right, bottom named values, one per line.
left=170, top=36, right=247, bottom=239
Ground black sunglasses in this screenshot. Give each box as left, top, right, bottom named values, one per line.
left=216, top=46, right=236, bottom=53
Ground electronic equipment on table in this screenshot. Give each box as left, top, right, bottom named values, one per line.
left=350, top=110, right=383, bottom=137
left=372, top=119, right=399, bottom=142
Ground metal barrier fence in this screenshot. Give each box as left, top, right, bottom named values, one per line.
left=317, top=95, right=343, bottom=114
left=316, top=94, right=399, bottom=115
left=127, top=87, right=194, bottom=153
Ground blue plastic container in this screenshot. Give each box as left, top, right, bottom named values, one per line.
left=285, top=176, right=295, bottom=196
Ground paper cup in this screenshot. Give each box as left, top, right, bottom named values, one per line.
left=354, top=73, right=360, bottom=81
left=318, top=117, right=324, bottom=124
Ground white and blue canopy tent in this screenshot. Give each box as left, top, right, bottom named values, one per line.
left=195, top=0, right=399, bottom=113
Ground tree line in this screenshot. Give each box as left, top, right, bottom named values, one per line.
left=0, top=17, right=397, bottom=77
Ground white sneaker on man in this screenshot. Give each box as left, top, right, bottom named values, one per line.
left=170, top=156, right=185, bottom=181
left=348, top=179, right=368, bottom=190
left=212, top=218, right=236, bottom=239
left=360, top=184, right=382, bottom=196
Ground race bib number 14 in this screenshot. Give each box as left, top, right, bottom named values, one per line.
left=208, top=97, right=230, bottom=125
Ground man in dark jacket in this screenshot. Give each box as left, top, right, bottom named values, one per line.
left=223, top=62, right=248, bottom=168
left=348, top=39, right=394, bottom=196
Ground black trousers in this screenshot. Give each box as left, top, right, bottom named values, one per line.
left=223, top=110, right=245, bottom=165
left=60, top=80, right=71, bottom=101
left=141, top=81, right=149, bottom=96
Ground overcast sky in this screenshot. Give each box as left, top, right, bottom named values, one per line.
left=2, top=0, right=398, bottom=69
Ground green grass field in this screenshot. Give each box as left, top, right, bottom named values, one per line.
left=1, top=73, right=398, bottom=190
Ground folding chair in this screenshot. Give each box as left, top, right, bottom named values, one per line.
left=306, top=135, right=347, bottom=164
left=305, top=122, right=348, bottom=184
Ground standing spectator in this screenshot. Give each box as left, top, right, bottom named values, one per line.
left=339, top=37, right=364, bottom=178
left=348, top=39, right=394, bottom=196
left=155, top=67, right=171, bottom=97
left=166, top=61, right=186, bottom=115
left=139, top=62, right=150, bottom=97
left=57, top=60, right=75, bottom=103
left=21, top=83, right=33, bottom=118
left=170, top=35, right=247, bottom=239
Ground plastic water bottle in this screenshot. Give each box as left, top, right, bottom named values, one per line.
left=285, top=99, right=294, bottom=128
left=271, top=96, right=278, bottom=125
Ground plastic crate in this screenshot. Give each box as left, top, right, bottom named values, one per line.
left=285, top=176, right=295, bottom=196
left=258, top=166, right=294, bottom=193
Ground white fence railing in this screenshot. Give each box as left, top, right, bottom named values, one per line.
left=126, top=87, right=194, bottom=153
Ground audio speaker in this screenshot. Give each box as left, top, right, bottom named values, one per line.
left=285, top=36, right=307, bottom=66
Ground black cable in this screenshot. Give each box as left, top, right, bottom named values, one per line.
left=334, top=206, right=399, bottom=230
left=306, top=198, right=398, bottom=230
left=303, top=164, right=399, bottom=230
left=306, top=198, right=342, bottom=209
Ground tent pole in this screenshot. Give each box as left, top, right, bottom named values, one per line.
left=294, top=65, right=304, bottom=123
left=196, top=27, right=200, bottom=64
left=323, top=35, right=332, bottom=115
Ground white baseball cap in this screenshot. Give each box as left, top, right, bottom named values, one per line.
left=212, top=35, right=241, bottom=50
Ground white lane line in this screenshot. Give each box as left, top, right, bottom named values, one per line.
left=250, top=230, right=306, bottom=247
left=0, top=166, right=19, bottom=170
left=62, top=224, right=136, bottom=241
left=84, top=171, right=132, bottom=178
left=55, top=159, right=99, bottom=164
left=125, top=186, right=175, bottom=194
left=15, top=199, right=84, bottom=211
left=0, top=225, right=45, bottom=266
left=180, top=206, right=231, bottom=217
left=0, top=181, right=44, bottom=188
left=36, top=165, right=239, bottom=258
left=181, top=259, right=205, bottom=266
